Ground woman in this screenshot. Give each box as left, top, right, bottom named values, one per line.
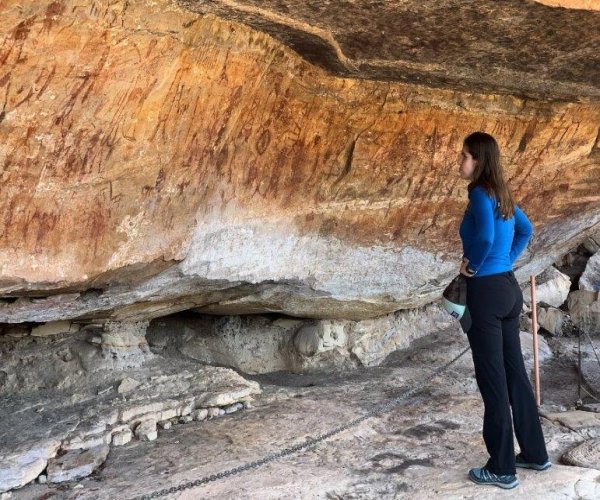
left=458, top=131, right=551, bottom=489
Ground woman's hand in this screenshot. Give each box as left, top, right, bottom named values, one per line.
left=460, top=257, right=471, bottom=277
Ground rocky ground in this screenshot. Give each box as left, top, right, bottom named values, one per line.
left=3, top=321, right=599, bottom=500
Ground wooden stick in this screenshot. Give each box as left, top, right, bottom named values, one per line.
left=530, top=274, right=541, bottom=406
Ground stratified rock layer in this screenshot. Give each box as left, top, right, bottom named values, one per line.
left=0, top=0, right=599, bottom=322
left=0, top=327, right=261, bottom=493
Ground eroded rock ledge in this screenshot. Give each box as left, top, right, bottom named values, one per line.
left=0, top=327, right=260, bottom=493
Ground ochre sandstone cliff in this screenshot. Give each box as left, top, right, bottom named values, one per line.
left=534, top=0, right=600, bottom=10
left=0, top=0, right=599, bottom=322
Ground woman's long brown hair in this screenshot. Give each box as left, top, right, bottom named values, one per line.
left=464, top=131, right=515, bottom=220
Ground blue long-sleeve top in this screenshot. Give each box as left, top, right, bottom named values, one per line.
left=459, top=185, right=533, bottom=277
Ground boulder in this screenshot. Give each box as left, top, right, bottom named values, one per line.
left=543, top=411, right=600, bottom=439
left=46, top=445, right=110, bottom=483
left=537, top=306, right=566, bottom=336
left=520, top=313, right=533, bottom=333
left=294, top=321, right=347, bottom=357
left=579, top=251, right=600, bottom=291
left=522, top=266, right=572, bottom=309
left=562, top=438, right=600, bottom=469
left=568, top=290, right=600, bottom=335
left=519, top=330, right=553, bottom=371
left=117, top=377, right=141, bottom=395
left=0, top=440, right=60, bottom=493
left=111, top=427, right=133, bottom=447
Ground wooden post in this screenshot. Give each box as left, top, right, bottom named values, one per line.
left=530, top=275, right=541, bottom=406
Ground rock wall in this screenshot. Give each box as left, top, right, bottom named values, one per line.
left=0, top=0, right=599, bottom=323
left=534, top=0, right=600, bottom=10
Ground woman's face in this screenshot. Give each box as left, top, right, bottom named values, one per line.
left=458, top=145, right=477, bottom=180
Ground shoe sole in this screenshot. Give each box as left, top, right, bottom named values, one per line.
left=468, top=470, right=519, bottom=489
left=516, top=461, right=552, bottom=471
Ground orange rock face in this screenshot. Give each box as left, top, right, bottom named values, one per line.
left=0, top=0, right=599, bottom=322
left=534, top=0, right=600, bottom=10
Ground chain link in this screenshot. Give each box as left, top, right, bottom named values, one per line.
left=132, top=343, right=471, bottom=499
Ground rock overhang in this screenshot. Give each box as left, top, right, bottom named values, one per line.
left=0, top=0, right=599, bottom=322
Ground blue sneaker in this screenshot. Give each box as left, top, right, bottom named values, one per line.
left=468, top=466, right=519, bottom=489
left=515, top=453, right=552, bottom=471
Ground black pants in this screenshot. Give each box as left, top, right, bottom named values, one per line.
left=466, top=270, right=549, bottom=475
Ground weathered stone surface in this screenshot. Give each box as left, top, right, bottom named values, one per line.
left=568, top=290, right=600, bottom=335
left=134, top=420, right=157, bottom=442
left=580, top=358, right=600, bottom=401
left=293, top=321, right=347, bottom=357
left=111, top=426, right=133, bottom=447
left=0, top=0, right=599, bottom=323
left=224, top=402, right=244, bottom=414
left=207, top=407, right=220, bottom=419
left=117, top=377, right=140, bottom=394
left=157, top=420, right=172, bottom=431
left=543, top=410, right=600, bottom=439
left=580, top=403, right=600, bottom=413
left=147, top=303, right=453, bottom=373
left=0, top=327, right=262, bottom=493
left=0, top=439, right=60, bottom=493
left=579, top=251, right=600, bottom=291
left=538, top=306, right=567, bottom=336
left=111, top=430, right=132, bottom=447
left=46, top=445, right=109, bottom=483
left=100, top=320, right=153, bottom=369
left=520, top=330, right=553, bottom=372
left=562, top=438, right=600, bottom=469
left=583, top=229, right=600, bottom=254
left=30, top=320, right=79, bottom=337
left=522, top=266, right=572, bottom=308
left=61, top=427, right=112, bottom=452
left=148, top=314, right=305, bottom=374
left=348, top=302, right=454, bottom=367
left=191, top=409, right=208, bottom=421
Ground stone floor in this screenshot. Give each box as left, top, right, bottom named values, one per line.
left=5, top=324, right=600, bottom=499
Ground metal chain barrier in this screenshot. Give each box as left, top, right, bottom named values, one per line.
left=133, top=344, right=472, bottom=499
